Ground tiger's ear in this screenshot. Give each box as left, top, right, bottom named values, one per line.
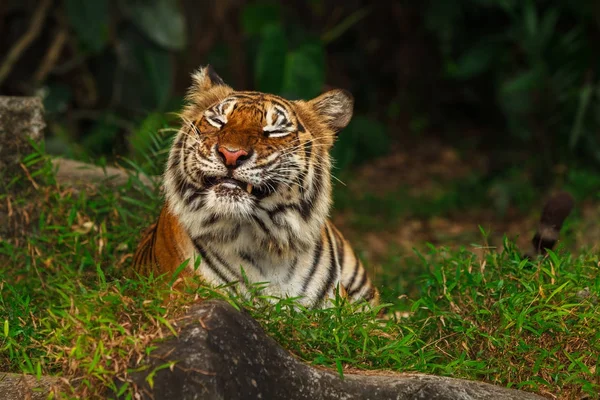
left=190, top=65, right=228, bottom=93
left=307, top=89, right=354, bottom=133
left=185, top=65, right=233, bottom=113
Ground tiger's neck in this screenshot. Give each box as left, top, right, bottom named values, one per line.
left=167, top=196, right=329, bottom=265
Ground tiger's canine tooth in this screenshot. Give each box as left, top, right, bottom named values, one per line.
left=246, top=183, right=253, bottom=194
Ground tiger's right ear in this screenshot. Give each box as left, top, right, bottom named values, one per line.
left=185, top=65, right=233, bottom=114
left=190, top=65, right=228, bottom=92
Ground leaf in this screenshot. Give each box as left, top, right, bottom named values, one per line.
left=281, top=40, right=325, bottom=99
left=114, top=28, right=174, bottom=110
left=498, top=66, right=545, bottom=115
left=447, top=42, right=498, bottom=80
left=141, top=47, right=173, bottom=109
left=64, top=0, right=110, bottom=53
left=537, top=8, right=559, bottom=50
left=321, top=7, right=370, bottom=44
left=120, top=0, right=187, bottom=50
left=501, top=67, right=543, bottom=95
left=255, top=24, right=288, bottom=93
left=335, top=359, right=345, bottom=379
left=523, top=0, right=538, bottom=37
left=169, top=259, right=190, bottom=287
left=241, top=1, right=281, bottom=36
left=569, top=82, right=593, bottom=150
left=546, top=281, right=570, bottom=303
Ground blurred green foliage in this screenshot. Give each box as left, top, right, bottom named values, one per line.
left=1, top=0, right=599, bottom=173
left=425, top=0, right=600, bottom=165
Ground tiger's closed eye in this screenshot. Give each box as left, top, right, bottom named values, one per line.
left=263, top=105, right=293, bottom=138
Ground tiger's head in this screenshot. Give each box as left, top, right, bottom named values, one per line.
left=164, top=65, right=353, bottom=250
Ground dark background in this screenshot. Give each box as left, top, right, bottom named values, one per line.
left=2, top=0, right=599, bottom=169
left=2, top=0, right=600, bottom=261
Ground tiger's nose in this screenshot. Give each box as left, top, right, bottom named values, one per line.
left=217, top=146, right=252, bottom=167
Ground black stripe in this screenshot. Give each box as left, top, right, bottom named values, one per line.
left=252, top=215, right=271, bottom=237
left=304, top=138, right=312, bottom=162
left=193, top=240, right=230, bottom=285
left=149, top=218, right=159, bottom=263
left=265, top=203, right=298, bottom=221
left=205, top=213, right=219, bottom=225
left=141, top=213, right=161, bottom=274
left=133, top=240, right=150, bottom=272
left=198, top=225, right=240, bottom=244
left=229, top=224, right=241, bottom=241
left=363, top=287, right=375, bottom=302
left=332, top=228, right=345, bottom=272
left=187, top=189, right=207, bottom=210
left=172, top=137, right=185, bottom=151
left=301, top=238, right=324, bottom=292
left=239, top=251, right=264, bottom=275
left=315, top=225, right=338, bottom=305
left=182, top=152, right=195, bottom=179
left=171, top=169, right=187, bottom=194
left=270, top=98, right=292, bottom=111
left=256, top=157, right=279, bottom=170
left=346, top=256, right=360, bottom=294
left=348, top=267, right=367, bottom=297
left=175, top=166, right=204, bottom=207
left=239, top=251, right=256, bottom=265
left=299, top=158, right=324, bottom=220
left=284, top=256, right=299, bottom=283
left=230, top=92, right=259, bottom=100
left=211, top=250, right=243, bottom=282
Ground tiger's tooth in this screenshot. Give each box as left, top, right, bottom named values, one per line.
left=246, top=183, right=253, bottom=193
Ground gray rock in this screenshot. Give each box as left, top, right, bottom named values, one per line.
left=51, top=157, right=159, bottom=190
left=124, top=300, right=545, bottom=400
left=0, top=96, right=45, bottom=241
left=0, top=96, right=45, bottom=174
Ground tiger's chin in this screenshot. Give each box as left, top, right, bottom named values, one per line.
left=200, top=180, right=257, bottom=219
left=201, top=193, right=253, bottom=218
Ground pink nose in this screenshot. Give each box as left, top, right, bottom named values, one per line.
left=218, top=146, right=250, bottom=167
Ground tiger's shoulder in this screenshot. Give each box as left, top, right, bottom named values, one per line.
left=132, top=205, right=194, bottom=279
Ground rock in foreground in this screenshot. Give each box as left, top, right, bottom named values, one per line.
left=125, top=300, right=545, bottom=400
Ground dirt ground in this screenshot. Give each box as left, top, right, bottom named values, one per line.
left=332, top=139, right=600, bottom=269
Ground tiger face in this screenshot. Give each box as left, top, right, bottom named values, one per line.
left=176, top=94, right=308, bottom=216
left=164, top=66, right=353, bottom=251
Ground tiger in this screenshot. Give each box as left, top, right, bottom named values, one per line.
left=132, top=65, right=380, bottom=308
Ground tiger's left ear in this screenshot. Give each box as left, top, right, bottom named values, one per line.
left=307, top=89, right=354, bottom=133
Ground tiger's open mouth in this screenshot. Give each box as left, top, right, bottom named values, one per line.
left=203, top=176, right=272, bottom=199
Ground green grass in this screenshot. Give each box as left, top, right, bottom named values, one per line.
left=1, top=152, right=599, bottom=399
